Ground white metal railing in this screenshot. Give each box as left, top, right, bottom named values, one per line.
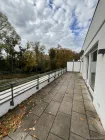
left=0, top=68, right=66, bottom=105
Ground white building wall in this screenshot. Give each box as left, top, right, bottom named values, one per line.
left=83, top=0, right=105, bottom=51
left=81, top=0, right=105, bottom=130
left=82, top=56, right=88, bottom=81
left=74, top=62, right=80, bottom=72
left=67, top=62, right=80, bottom=72
left=94, top=35, right=105, bottom=130
left=80, top=60, right=84, bottom=74
left=67, top=62, right=73, bottom=71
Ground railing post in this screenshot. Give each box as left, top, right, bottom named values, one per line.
left=48, top=72, right=50, bottom=82
left=36, top=75, right=39, bottom=90
left=72, top=59, right=74, bottom=72
left=10, top=83, right=14, bottom=106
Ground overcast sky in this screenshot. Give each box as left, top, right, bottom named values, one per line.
left=0, top=0, right=98, bottom=52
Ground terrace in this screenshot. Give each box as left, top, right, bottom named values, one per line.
left=0, top=72, right=105, bottom=140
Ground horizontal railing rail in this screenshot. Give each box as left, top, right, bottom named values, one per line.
left=0, top=68, right=67, bottom=105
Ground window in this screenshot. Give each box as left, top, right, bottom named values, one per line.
left=90, top=49, right=98, bottom=90
left=92, top=50, right=97, bottom=61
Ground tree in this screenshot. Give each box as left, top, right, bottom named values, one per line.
left=0, top=12, right=10, bottom=31
left=0, top=12, right=20, bottom=72
left=23, top=51, right=37, bottom=72
left=30, top=42, right=47, bottom=72
left=0, top=12, right=20, bottom=44
left=49, top=48, right=56, bottom=70
left=49, top=46, right=80, bottom=70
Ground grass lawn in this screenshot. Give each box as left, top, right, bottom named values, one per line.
left=0, top=73, right=37, bottom=80
left=0, top=73, right=37, bottom=91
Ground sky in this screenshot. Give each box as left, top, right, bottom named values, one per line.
left=0, top=0, right=98, bottom=52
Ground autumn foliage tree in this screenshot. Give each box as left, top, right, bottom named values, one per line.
left=49, top=46, right=80, bottom=70
left=23, top=50, right=37, bottom=72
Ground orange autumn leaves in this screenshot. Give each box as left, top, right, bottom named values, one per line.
left=80, top=117, right=84, bottom=121
left=0, top=102, right=37, bottom=140
left=0, top=105, right=26, bottom=139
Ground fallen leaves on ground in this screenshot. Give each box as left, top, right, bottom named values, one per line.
left=29, top=112, right=32, bottom=114
left=0, top=93, right=37, bottom=139
left=24, top=129, right=27, bottom=131
left=80, top=117, right=84, bottom=121
left=29, top=127, right=35, bottom=131
left=33, top=135, right=36, bottom=138
left=0, top=105, right=26, bottom=139
left=34, top=120, right=37, bottom=125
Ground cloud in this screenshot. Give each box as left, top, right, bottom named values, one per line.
left=0, top=0, right=98, bottom=52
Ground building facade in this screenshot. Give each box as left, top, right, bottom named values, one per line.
left=81, top=0, right=105, bottom=130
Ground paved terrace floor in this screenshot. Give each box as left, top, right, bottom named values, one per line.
left=2, top=72, right=105, bottom=140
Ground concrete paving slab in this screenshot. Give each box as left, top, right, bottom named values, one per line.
left=47, top=133, right=63, bottom=140
left=90, top=130, right=105, bottom=139
left=3, top=136, right=12, bottom=140
left=54, top=85, right=62, bottom=91
left=83, top=94, right=92, bottom=101
left=84, top=101, right=96, bottom=112
left=59, top=101, right=72, bottom=115
left=70, top=133, right=86, bottom=140
left=39, top=90, right=49, bottom=96
left=57, top=90, right=66, bottom=96
left=25, top=134, right=37, bottom=140
left=87, top=116, right=105, bottom=135
left=29, top=113, right=55, bottom=140
left=45, top=101, right=60, bottom=115
left=82, top=89, right=89, bottom=94
left=42, top=86, right=52, bottom=93
left=68, top=84, right=74, bottom=87
left=57, top=83, right=64, bottom=86
left=9, top=132, right=28, bottom=140
left=49, top=90, right=58, bottom=96
left=63, top=94, right=73, bottom=102
left=86, top=111, right=99, bottom=119
left=66, top=88, right=74, bottom=95
left=74, top=86, right=81, bottom=90
left=73, top=94, right=83, bottom=102
left=43, top=94, right=54, bottom=103
left=71, top=112, right=90, bottom=139
left=35, top=94, right=45, bottom=103
left=20, top=113, right=39, bottom=132
left=51, top=112, right=70, bottom=140
left=68, top=80, right=74, bottom=84
left=74, top=89, right=82, bottom=95
left=53, top=94, right=64, bottom=103
left=32, top=101, right=48, bottom=116
left=72, top=100, right=85, bottom=114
